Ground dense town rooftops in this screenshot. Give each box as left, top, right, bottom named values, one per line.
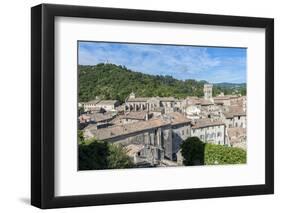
left=83, top=99, right=119, bottom=105
left=86, top=118, right=171, bottom=140
left=213, top=95, right=239, bottom=100
left=122, top=111, right=148, bottom=120
left=224, top=111, right=246, bottom=118
left=223, top=106, right=246, bottom=118
left=166, top=112, right=192, bottom=125
left=79, top=112, right=113, bottom=123
left=199, top=99, right=214, bottom=106
left=191, top=118, right=225, bottom=129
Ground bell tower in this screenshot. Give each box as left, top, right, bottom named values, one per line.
left=204, top=84, right=213, bottom=100
left=129, top=92, right=135, bottom=99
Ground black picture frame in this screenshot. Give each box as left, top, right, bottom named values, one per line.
left=31, top=3, right=274, bottom=209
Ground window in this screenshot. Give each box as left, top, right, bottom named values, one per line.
left=182, top=130, right=184, bottom=135
left=217, top=132, right=221, bottom=137
left=186, top=129, right=188, bottom=135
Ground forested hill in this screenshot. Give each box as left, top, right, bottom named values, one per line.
left=79, top=63, right=246, bottom=103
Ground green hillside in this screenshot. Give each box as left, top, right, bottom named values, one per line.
left=79, top=63, right=246, bottom=103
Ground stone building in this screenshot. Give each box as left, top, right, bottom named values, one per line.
left=81, top=99, right=119, bottom=112
left=118, top=111, right=151, bottom=125
left=223, top=106, right=246, bottom=128
left=84, top=118, right=173, bottom=166
left=191, top=119, right=226, bottom=145
left=167, top=112, right=192, bottom=160
left=95, top=100, right=120, bottom=112
left=82, top=100, right=101, bottom=112
left=125, top=92, right=176, bottom=114
left=203, top=84, right=213, bottom=101
left=79, top=112, right=115, bottom=129
left=227, top=127, right=247, bottom=150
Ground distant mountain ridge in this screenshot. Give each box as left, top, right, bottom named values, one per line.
left=79, top=63, right=246, bottom=102
left=214, top=82, right=246, bottom=88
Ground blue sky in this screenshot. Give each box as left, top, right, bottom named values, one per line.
left=78, top=41, right=246, bottom=83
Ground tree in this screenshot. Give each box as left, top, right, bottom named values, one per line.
left=78, top=137, right=134, bottom=170
left=180, top=137, right=247, bottom=166
left=107, top=144, right=134, bottom=169
left=78, top=140, right=109, bottom=170
left=204, top=143, right=246, bottom=165
left=79, top=63, right=244, bottom=103
left=180, top=137, right=205, bottom=165
left=78, top=130, right=84, bottom=144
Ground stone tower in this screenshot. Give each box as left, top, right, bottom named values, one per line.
left=204, top=84, right=213, bottom=100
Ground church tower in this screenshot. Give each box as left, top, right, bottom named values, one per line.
left=204, top=84, right=213, bottom=100
left=129, top=92, right=135, bottom=99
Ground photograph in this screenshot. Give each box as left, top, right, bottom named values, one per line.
left=77, top=41, right=247, bottom=170
left=29, top=3, right=274, bottom=209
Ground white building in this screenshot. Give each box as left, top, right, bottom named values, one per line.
left=191, top=119, right=226, bottom=146
left=81, top=99, right=119, bottom=112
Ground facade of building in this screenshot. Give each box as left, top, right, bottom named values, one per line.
left=81, top=99, right=119, bottom=112
left=191, top=119, right=226, bottom=146
left=84, top=118, right=173, bottom=165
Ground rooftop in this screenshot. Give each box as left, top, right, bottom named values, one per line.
left=96, top=100, right=119, bottom=105
left=126, top=96, right=177, bottom=102
left=166, top=112, right=191, bottom=125
left=79, top=112, right=113, bottom=123
left=84, top=100, right=101, bottom=105
left=224, top=106, right=246, bottom=118
left=213, top=95, right=239, bottom=100
left=192, top=118, right=225, bottom=129
left=86, top=118, right=170, bottom=140
left=126, top=97, right=150, bottom=102
left=122, top=111, right=148, bottom=120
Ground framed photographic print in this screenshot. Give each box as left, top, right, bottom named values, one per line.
left=31, top=3, right=274, bottom=209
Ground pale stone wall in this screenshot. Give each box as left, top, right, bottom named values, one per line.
left=225, top=115, right=246, bottom=128
left=162, top=127, right=173, bottom=160
left=95, top=104, right=115, bottom=111
left=105, top=125, right=173, bottom=163
left=191, top=125, right=226, bottom=145
left=171, top=124, right=191, bottom=158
